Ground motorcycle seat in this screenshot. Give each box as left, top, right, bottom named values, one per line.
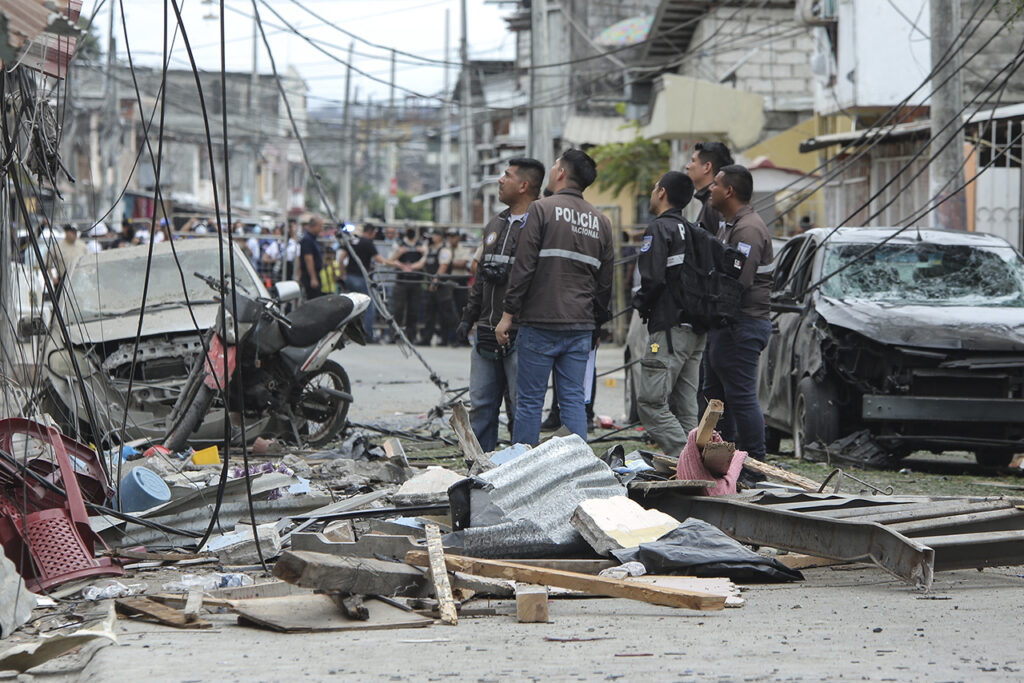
left=283, top=295, right=356, bottom=347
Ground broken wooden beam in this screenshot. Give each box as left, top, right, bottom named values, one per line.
left=743, top=459, right=820, bottom=491
left=424, top=524, right=457, bottom=625
left=516, top=584, right=549, bottom=623
left=694, top=399, right=724, bottom=450
left=115, top=597, right=212, bottom=629
left=405, top=552, right=725, bottom=611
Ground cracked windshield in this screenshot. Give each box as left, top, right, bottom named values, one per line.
left=62, top=246, right=261, bottom=321
left=822, top=242, right=1024, bottom=306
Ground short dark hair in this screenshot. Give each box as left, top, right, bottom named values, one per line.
left=657, top=171, right=694, bottom=209
left=718, top=164, right=753, bottom=203
left=507, top=157, right=545, bottom=198
left=694, top=141, right=734, bottom=176
left=558, top=148, right=598, bottom=190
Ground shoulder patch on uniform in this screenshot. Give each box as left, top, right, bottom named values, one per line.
left=640, top=235, right=653, bottom=252
left=485, top=232, right=497, bottom=246
left=737, top=241, right=752, bottom=257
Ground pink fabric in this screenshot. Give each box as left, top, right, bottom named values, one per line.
left=675, top=427, right=747, bottom=496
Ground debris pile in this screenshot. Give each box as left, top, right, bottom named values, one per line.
left=2, top=402, right=1023, bottom=675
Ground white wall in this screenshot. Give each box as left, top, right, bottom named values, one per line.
left=815, top=0, right=931, bottom=115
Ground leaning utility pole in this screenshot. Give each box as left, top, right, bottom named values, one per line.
left=459, top=0, right=472, bottom=225
left=104, top=0, right=120, bottom=222
left=385, top=50, right=398, bottom=224
left=529, top=0, right=553, bottom=170
left=339, top=41, right=354, bottom=221
left=439, top=9, right=452, bottom=224
left=929, top=0, right=967, bottom=231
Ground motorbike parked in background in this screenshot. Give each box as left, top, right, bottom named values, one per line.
left=163, top=273, right=369, bottom=452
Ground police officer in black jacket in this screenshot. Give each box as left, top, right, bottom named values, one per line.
left=631, top=171, right=706, bottom=459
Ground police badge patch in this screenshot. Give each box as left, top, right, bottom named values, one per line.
left=640, top=235, right=653, bottom=252
left=485, top=232, right=497, bottom=246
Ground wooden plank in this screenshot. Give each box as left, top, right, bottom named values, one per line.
left=115, top=597, right=212, bottom=629
left=629, top=479, right=716, bottom=491
left=493, top=559, right=617, bottom=574
left=516, top=584, right=549, bottom=623
left=773, top=554, right=847, bottom=570
left=104, top=549, right=213, bottom=562
left=694, top=399, right=724, bottom=450
left=405, top=552, right=725, bottom=611
left=424, top=524, right=458, bottom=625
left=183, top=591, right=203, bottom=623
left=449, top=402, right=484, bottom=462
left=147, top=593, right=235, bottom=610
left=743, top=459, right=820, bottom=491
left=233, top=594, right=432, bottom=633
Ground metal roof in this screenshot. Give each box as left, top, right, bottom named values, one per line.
left=798, top=120, right=932, bottom=153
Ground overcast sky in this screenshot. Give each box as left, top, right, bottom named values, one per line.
left=81, top=0, right=516, bottom=110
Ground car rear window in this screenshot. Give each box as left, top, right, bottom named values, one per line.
left=821, top=242, right=1024, bottom=306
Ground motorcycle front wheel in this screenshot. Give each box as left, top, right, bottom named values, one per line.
left=292, top=359, right=351, bottom=448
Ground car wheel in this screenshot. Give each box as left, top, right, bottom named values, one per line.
left=624, top=357, right=639, bottom=424
left=974, top=449, right=1015, bottom=468
left=793, top=376, right=839, bottom=460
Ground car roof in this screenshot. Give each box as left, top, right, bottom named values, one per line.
left=805, top=227, right=1017, bottom=249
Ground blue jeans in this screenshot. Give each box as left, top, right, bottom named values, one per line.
left=703, top=316, right=772, bottom=459
left=345, top=274, right=377, bottom=341
left=469, top=339, right=517, bottom=452
left=513, top=325, right=591, bottom=445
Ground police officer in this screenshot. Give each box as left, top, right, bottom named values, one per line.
left=496, top=149, right=614, bottom=446
left=457, top=157, right=545, bottom=451
left=632, top=171, right=704, bottom=459
left=418, top=230, right=456, bottom=346
left=391, top=228, right=426, bottom=342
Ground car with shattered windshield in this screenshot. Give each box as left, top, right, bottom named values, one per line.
left=760, top=227, right=1024, bottom=467
left=35, top=238, right=273, bottom=445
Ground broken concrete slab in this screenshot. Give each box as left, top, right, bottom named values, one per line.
left=291, top=531, right=424, bottom=562
left=316, top=458, right=410, bottom=488
left=273, top=550, right=429, bottom=597
left=570, top=496, right=679, bottom=556
left=204, top=523, right=283, bottom=565
left=392, top=466, right=465, bottom=506
left=1, top=552, right=35, bottom=638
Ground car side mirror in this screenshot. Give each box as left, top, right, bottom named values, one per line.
left=17, top=317, right=47, bottom=338
left=271, top=280, right=301, bottom=303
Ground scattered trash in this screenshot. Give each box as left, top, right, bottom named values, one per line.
left=0, top=603, right=118, bottom=673
left=81, top=580, right=147, bottom=601
left=162, top=573, right=254, bottom=593
left=597, top=562, right=647, bottom=579
left=117, top=466, right=171, bottom=512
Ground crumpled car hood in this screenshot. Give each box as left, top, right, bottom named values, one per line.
left=66, top=304, right=220, bottom=346
left=816, top=296, right=1024, bottom=351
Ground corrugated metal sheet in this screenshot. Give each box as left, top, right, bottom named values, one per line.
left=447, top=435, right=625, bottom=558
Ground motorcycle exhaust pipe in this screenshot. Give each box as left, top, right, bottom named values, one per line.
left=319, top=387, right=354, bottom=403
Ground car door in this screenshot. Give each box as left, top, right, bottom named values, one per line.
left=759, top=235, right=815, bottom=430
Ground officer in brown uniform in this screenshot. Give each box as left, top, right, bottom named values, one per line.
left=496, top=149, right=614, bottom=445
left=457, top=157, right=545, bottom=451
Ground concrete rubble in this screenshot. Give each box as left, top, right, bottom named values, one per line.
left=3, top=413, right=1024, bottom=680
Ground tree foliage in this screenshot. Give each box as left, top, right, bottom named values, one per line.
left=590, top=132, right=670, bottom=201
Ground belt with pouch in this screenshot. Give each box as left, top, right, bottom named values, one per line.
left=475, top=325, right=515, bottom=360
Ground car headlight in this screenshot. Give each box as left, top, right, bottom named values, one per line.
left=47, top=348, right=98, bottom=378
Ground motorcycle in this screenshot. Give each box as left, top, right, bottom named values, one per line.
left=162, top=273, right=370, bottom=452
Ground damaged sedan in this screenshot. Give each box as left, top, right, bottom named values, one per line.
left=760, top=227, right=1024, bottom=467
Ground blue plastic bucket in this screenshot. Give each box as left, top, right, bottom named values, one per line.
left=118, top=466, right=171, bottom=513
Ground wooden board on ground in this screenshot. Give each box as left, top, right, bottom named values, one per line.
left=743, top=459, right=820, bottom=491
left=773, top=553, right=847, bottom=570
left=425, top=524, right=458, bottom=625
left=405, top=552, right=725, bottom=612
left=233, top=594, right=432, bottom=633
left=115, top=597, right=212, bottom=629
left=516, top=584, right=549, bottom=623
left=628, top=576, right=743, bottom=607
left=493, top=559, right=617, bottom=574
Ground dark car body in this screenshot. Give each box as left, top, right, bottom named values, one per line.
left=759, top=228, right=1024, bottom=466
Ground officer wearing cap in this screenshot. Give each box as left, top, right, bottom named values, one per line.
left=496, top=149, right=614, bottom=446
left=457, top=157, right=544, bottom=451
